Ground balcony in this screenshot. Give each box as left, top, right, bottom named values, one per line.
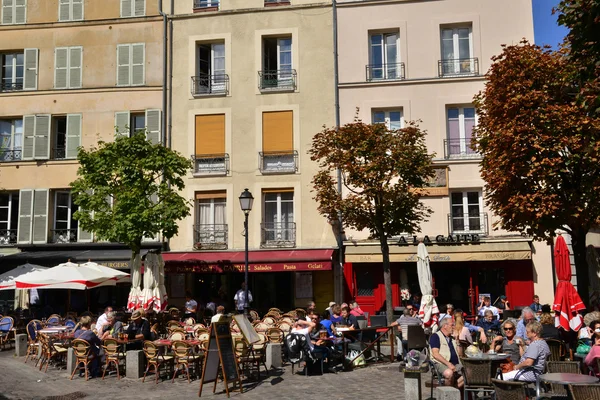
left=191, top=74, right=229, bottom=96
left=51, top=229, right=77, bottom=243
left=52, top=146, right=66, bottom=160
left=438, top=58, right=479, bottom=78
left=0, top=148, right=22, bottom=162
left=366, top=62, right=405, bottom=81
left=192, top=154, right=229, bottom=176
left=194, top=0, right=219, bottom=10
left=265, top=0, right=290, bottom=5
left=443, top=138, right=480, bottom=159
left=193, top=224, right=228, bottom=250
left=258, top=69, right=297, bottom=92
left=448, top=213, right=488, bottom=236
left=0, top=229, right=17, bottom=245
left=259, top=150, right=298, bottom=174
left=261, top=222, right=296, bottom=248
left=0, top=82, right=23, bottom=92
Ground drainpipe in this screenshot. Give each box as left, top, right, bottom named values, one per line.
left=332, top=0, right=344, bottom=304
left=158, top=0, right=168, bottom=147
left=168, top=0, right=174, bottom=150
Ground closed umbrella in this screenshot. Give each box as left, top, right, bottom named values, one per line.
left=416, top=242, right=439, bottom=327
left=141, top=253, right=157, bottom=311
left=127, top=253, right=143, bottom=310
left=154, top=254, right=168, bottom=312
left=14, top=288, right=29, bottom=310
left=15, top=261, right=117, bottom=290
left=552, top=235, right=585, bottom=331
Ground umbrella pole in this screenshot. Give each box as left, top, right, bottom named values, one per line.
left=87, top=288, right=90, bottom=312
left=67, top=289, right=71, bottom=312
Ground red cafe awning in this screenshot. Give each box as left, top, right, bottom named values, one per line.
left=162, top=249, right=334, bottom=273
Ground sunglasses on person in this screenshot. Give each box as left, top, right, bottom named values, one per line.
left=504, top=327, right=515, bottom=331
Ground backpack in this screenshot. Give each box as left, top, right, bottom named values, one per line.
left=285, top=333, right=313, bottom=363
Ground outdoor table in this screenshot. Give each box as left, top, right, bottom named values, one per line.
left=341, top=326, right=395, bottom=365
left=38, top=326, right=70, bottom=334
left=466, top=353, right=509, bottom=361
left=536, top=372, right=599, bottom=398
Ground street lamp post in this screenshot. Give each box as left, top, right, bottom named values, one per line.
left=238, top=188, right=254, bottom=316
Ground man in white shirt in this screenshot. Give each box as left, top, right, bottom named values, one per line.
left=477, top=296, right=499, bottom=318
left=211, top=306, right=225, bottom=323
left=234, top=282, right=252, bottom=314
left=95, top=306, right=113, bottom=336
left=184, top=292, right=198, bottom=319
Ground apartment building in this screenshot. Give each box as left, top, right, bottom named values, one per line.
left=336, top=0, right=553, bottom=315
left=161, top=0, right=337, bottom=311
left=0, top=0, right=165, bottom=300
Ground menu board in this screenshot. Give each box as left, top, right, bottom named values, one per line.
left=199, top=322, right=241, bottom=398
left=233, top=314, right=260, bottom=344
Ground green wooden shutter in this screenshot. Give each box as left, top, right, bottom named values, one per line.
left=145, top=109, right=161, bottom=145
left=32, top=189, right=48, bottom=244
left=69, top=46, right=82, bottom=88
left=33, top=115, right=50, bottom=160
left=17, top=189, right=33, bottom=244
left=116, top=44, right=131, bottom=86
left=115, top=111, right=130, bottom=138
left=22, top=115, right=35, bottom=160
left=23, top=48, right=38, bottom=90
left=54, top=47, right=68, bottom=89
left=66, top=113, right=81, bottom=159
left=131, top=43, right=145, bottom=86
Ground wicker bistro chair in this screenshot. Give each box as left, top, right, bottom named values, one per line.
left=38, top=333, right=68, bottom=373
left=568, top=384, right=600, bottom=400
left=234, top=337, right=267, bottom=379
left=461, top=358, right=495, bottom=400
left=545, top=339, right=567, bottom=362
left=277, top=321, right=292, bottom=334
left=249, top=310, right=260, bottom=322
left=101, top=338, right=126, bottom=380
left=167, top=320, right=181, bottom=330
left=279, top=316, right=294, bottom=325
left=143, top=340, right=174, bottom=383
left=0, top=316, right=14, bottom=349
left=184, top=317, right=195, bottom=326
left=254, top=322, right=270, bottom=333
left=169, top=330, right=186, bottom=341
left=171, top=340, right=202, bottom=383
left=541, top=361, right=581, bottom=397
left=70, top=339, right=95, bottom=380
left=266, top=327, right=284, bottom=343
left=46, top=314, right=61, bottom=326
left=491, top=378, right=529, bottom=400
left=25, top=319, right=43, bottom=363
left=194, top=328, right=209, bottom=342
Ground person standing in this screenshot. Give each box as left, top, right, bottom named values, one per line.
left=234, top=282, right=252, bottom=314
left=184, top=292, right=198, bottom=320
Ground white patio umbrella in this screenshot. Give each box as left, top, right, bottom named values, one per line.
left=153, top=253, right=168, bottom=312
left=127, top=253, right=143, bottom=310
left=80, top=261, right=130, bottom=283
left=15, top=288, right=29, bottom=310
left=141, top=253, right=157, bottom=311
left=15, top=261, right=118, bottom=290
left=0, top=263, right=48, bottom=290
left=416, top=242, right=439, bottom=327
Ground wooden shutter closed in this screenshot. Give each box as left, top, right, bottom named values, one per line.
left=66, top=114, right=81, bottom=159
left=72, top=0, right=83, bottom=20
left=131, top=43, right=145, bottom=86
left=116, top=44, right=130, bottom=86
left=54, top=47, right=68, bottom=89
left=32, top=189, right=48, bottom=244
left=145, top=109, right=161, bottom=145
left=262, top=111, right=293, bottom=152
left=23, top=48, right=38, bottom=90
left=22, top=115, right=35, bottom=160
left=195, top=114, right=225, bottom=156
left=33, top=115, right=50, bottom=160
left=17, top=189, right=33, bottom=243
left=69, top=46, right=82, bottom=88
left=2, top=0, right=13, bottom=25
left=120, top=0, right=132, bottom=17
left=14, top=0, right=24, bottom=23
left=115, top=111, right=130, bottom=137
left=58, top=0, right=70, bottom=21
left=134, top=0, right=145, bottom=16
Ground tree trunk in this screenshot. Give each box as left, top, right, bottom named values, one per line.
left=572, top=227, right=590, bottom=308
left=380, top=236, right=394, bottom=326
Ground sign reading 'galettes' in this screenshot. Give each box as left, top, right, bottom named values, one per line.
left=165, top=262, right=329, bottom=274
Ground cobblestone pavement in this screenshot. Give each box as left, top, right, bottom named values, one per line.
left=0, top=351, right=437, bottom=400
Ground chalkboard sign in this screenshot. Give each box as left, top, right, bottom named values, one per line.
left=233, top=314, right=260, bottom=344
left=198, top=322, right=241, bottom=398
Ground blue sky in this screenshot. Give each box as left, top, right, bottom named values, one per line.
left=532, top=0, right=569, bottom=49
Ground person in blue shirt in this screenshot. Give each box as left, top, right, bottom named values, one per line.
left=429, top=318, right=463, bottom=388
left=319, top=310, right=336, bottom=337
left=530, top=295, right=542, bottom=314
left=477, top=309, right=501, bottom=334
left=516, top=307, right=536, bottom=341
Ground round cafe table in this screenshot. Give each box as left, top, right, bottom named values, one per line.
left=467, top=353, right=510, bottom=361
left=536, top=372, right=599, bottom=397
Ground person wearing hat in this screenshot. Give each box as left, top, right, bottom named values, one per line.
left=126, top=309, right=151, bottom=343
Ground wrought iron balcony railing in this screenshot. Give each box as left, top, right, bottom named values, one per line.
left=438, top=57, right=479, bottom=77
left=0, top=148, right=22, bottom=162
left=0, top=82, right=23, bottom=92
left=194, top=0, right=219, bottom=8
left=191, top=74, right=229, bottom=96
left=51, top=229, right=78, bottom=243
left=265, top=0, right=290, bottom=4
left=366, top=62, right=405, bottom=81
left=443, top=138, right=480, bottom=159
left=52, top=146, right=66, bottom=160
left=193, top=224, right=228, bottom=250
left=259, top=150, right=298, bottom=174
left=448, top=213, right=488, bottom=235
left=261, top=222, right=296, bottom=248
left=0, top=229, right=17, bottom=245
left=258, top=69, right=297, bottom=91
left=192, top=154, right=229, bottom=175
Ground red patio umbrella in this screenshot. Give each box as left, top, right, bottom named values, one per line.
left=552, top=235, right=585, bottom=331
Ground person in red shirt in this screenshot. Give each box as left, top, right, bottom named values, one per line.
left=349, top=301, right=365, bottom=317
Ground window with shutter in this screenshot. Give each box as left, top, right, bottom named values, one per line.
left=17, top=188, right=32, bottom=243
left=69, top=47, right=82, bottom=88
left=72, top=0, right=83, bottom=20
left=54, top=48, right=68, bottom=89
left=145, top=109, right=161, bottom=145
left=65, top=114, right=81, bottom=159
left=195, top=114, right=225, bottom=155
left=134, top=0, right=145, bottom=16
left=34, top=115, right=51, bottom=160
left=131, top=43, right=145, bottom=86
left=114, top=111, right=130, bottom=138
left=21, top=115, right=34, bottom=160
left=59, top=0, right=83, bottom=21
left=261, top=111, right=295, bottom=173
left=120, top=0, right=132, bottom=17
left=116, top=45, right=131, bottom=86
left=23, top=48, right=38, bottom=90
left=1, top=0, right=26, bottom=25
left=32, top=189, right=48, bottom=244
left=1, top=0, right=14, bottom=25
left=14, top=0, right=25, bottom=24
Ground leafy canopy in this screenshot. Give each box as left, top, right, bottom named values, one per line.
left=473, top=40, right=600, bottom=240
left=70, top=134, right=192, bottom=251
left=309, top=118, right=435, bottom=239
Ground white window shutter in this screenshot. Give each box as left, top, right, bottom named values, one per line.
left=23, top=48, right=38, bottom=90
left=2, top=0, right=13, bottom=24
left=14, top=0, right=25, bottom=24
left=66, top=113, right=81, bottom=159
left=72, top=0, right=83, bottom=20
left=69, top=46, right=82, bottom=88
left=131, top=43, right=145, bottom=86
left=22, top=115, right=35, bottom=160
left=58, top=0, right=69, bottom=21
left=145, top=109, right=161, bottom=145
left=120, top=0, right=132, bottom=17
left=33, top=114, right=50, bottom=160
left=54, top=47, right=68, bottom=89
left=116, top=44, right=131, bottom=86
left=134, top=0, right=144, bottom=16
left=32, top=189, right=48, bottom=244
left=115, top=111, right=130, bottom=138
left=17, top=189, right=33, bottom=244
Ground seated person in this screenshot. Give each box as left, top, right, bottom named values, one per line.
left=99, top=312, right=123, bottom=340
left=502, top=321, right=551, bottom=382
left=73, top=316, right=101, bottom=376
left=329, top=305, right=343, bottom=324
left=391, top=308, right=423, bottom=356
left=494, top=295, right=510, bottom=311
left=477, top=296, right=500, bottom=319
left=477, top=309, right=501, bottom=334
left=516, top=307, right=536, bottom=342
left=492, top=319, right=524, bottom=363
left=584, top=331, right=600, bottom=377
left=578, top=319, right=600, bottom=346
left=291, top=318, right=329, bottom=358
left=452, top=312, right=480, bottom=357
left=438, top=304, right=455, bottom=322
left=429, top=318, right=463, bottom=388
left=319, top=310, right=336, bottom=337
left=539, top=312, right=560, bottom=340
left=211, top=305, right=225, bottom=323
left=126, top=310, right=151, bottom=343
left=340, top=306, right=359, bottom=330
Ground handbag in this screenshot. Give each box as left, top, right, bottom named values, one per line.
left=576, top=341, right=591, bottom=355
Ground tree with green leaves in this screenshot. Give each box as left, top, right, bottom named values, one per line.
left=309, top=118, right=435, bottom=324
left=70, top=134, right=192, bottom=308
left=473, top=40, right=600, bottom=306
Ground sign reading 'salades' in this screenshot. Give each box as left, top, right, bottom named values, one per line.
left=397, top=234, right=481, bottom=246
